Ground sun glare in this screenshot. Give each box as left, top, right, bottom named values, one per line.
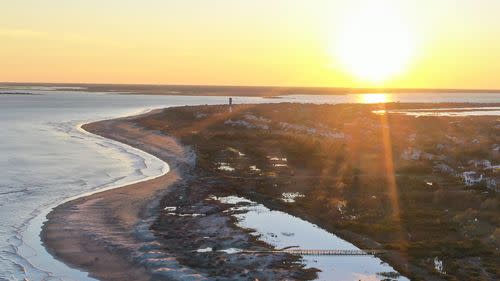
left=357, top=93, right=391, bottom=104
left=333, top=2, right=416, bottom=83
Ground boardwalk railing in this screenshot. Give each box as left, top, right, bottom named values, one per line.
left=282, top=249, right=380, bottom=256
left=241, top=249, right=383, bottom=256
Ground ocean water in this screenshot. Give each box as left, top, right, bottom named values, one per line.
left=0, top=91, right=263, bottom=280
left=373, top=107, right=500, bottom=116
left=285, top=92, right=500, bottom=104
left=0, top=90, right=498, bottom=280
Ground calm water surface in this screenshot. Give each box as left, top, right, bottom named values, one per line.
left=0, top=90, right=498, bottom=280
left=0, top=91, right=263, bottom=280
left=215, top=196, right=409, bottom=281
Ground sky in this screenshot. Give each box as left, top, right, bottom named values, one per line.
left=1, top=0, right=500, bottom=89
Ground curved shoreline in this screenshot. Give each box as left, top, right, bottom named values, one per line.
left=41, top=110, right=197, bottom=280
left=41, top=107, right=411, bottom=281
left=40, top=104, right=452, bottom=281
left=13, top=109, right=170, bottom=281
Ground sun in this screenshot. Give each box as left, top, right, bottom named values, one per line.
left=333, top=2, right=416, bottom=83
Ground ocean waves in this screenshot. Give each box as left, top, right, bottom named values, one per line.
left=0, top=93, right=172, bottom=280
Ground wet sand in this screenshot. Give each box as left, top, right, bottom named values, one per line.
left=42, top=111, right=196, bottom=281
left=42, top=110, right=307, bottom=281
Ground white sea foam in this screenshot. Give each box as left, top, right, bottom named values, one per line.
left=0, top=92, right=257, bottom=280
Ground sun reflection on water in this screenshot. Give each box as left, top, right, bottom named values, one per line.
left=357, top=93, right=391, bottom=104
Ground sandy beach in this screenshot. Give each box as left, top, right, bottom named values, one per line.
left=42, top=110, right=310, bottom=281
left=42, top=111, right=198, bottom=280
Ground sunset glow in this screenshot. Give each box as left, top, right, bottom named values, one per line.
left=334, top=2, right=416, bottom=83
left=1, top=1, right=500, bottom=280
left=1, top=1, right=500, bottom=89
left=357, top=93, right=390, bottom=104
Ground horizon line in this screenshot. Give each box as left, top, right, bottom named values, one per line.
left=1, top=81, right=500, bottom=93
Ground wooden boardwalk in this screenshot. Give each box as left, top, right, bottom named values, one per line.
left=281, top=249, right=381, bottom=256
left=242, top=249, right=382, bottom=256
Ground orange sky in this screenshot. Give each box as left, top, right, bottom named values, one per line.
left=1, top=0, right=500, bottom=89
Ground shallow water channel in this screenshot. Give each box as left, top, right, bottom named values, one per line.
left=214, top=196, right=409, bottom=281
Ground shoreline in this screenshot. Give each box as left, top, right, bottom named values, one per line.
left=41, top=110, right=197, bottom=280
left=3, top=82, right=500, bottom=95
left=13, top=108, right=171, bottom=281
left=41, top=110, right=313, bottom=280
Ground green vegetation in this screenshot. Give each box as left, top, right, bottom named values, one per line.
left=137, top=103, right=499, bottom=281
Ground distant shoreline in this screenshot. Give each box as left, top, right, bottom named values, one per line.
left=2, top=82, right=500, bottom=96
left=0, top=92, right=39, bottom=95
